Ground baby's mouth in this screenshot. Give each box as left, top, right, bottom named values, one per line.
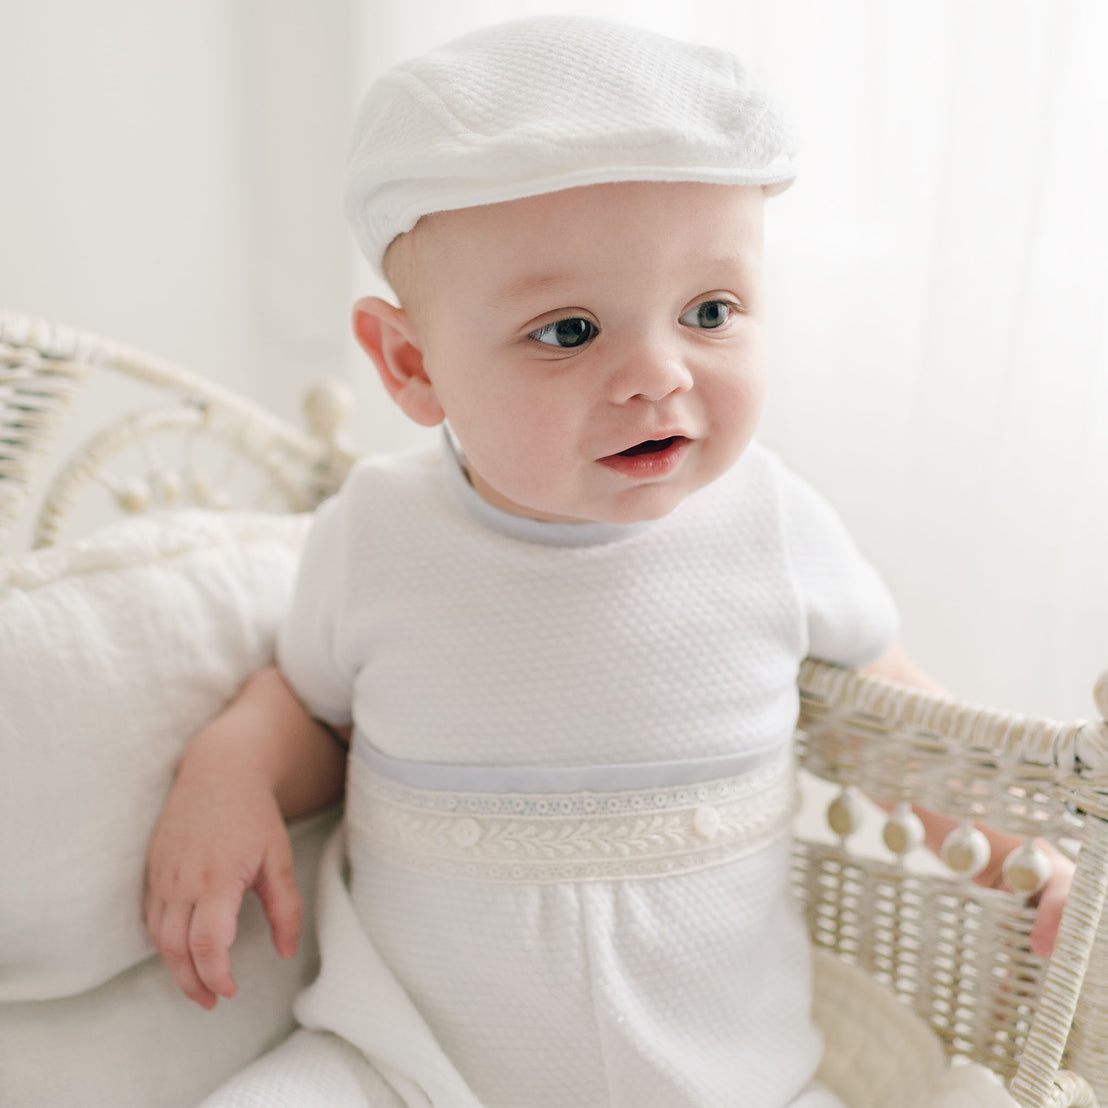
left=617, top=436, right=682, bottom=457
left=599, top=435, right=691, bottom=478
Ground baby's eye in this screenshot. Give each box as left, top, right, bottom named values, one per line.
left=529, top=318, right=596, bottom=348
left=680, top=300, right=733, bottom=329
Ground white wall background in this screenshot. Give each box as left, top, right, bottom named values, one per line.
left=2, top=0, right=1105, bottom=720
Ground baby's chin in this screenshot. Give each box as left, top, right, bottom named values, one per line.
left=588, top=498, right=690, bottom=526
left=470, top=469, right=710, bottom=527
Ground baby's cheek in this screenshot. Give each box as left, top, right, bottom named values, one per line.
left=720, top=366, right=766, bottom=426
left=499, top=431, right=566, bottom=491
left=500, top=405, right=572, bottom=456
left=467, top=421, right=559, bottom=494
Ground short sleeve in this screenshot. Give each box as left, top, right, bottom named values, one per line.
left=275, top=493, right=355, bottom=726
left=776, top=460, right=899, bottom=667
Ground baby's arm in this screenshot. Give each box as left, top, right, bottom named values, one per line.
left=144, top=665, right=348, bottom=1009
left=860, top=642, right=1073, bottom=959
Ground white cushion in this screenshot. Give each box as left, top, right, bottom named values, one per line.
left=812, top=950, right=1018, bottom=1108
left=0, top=815, right=338, bottom=1108
left=0, top=509, right=337, bottom=1105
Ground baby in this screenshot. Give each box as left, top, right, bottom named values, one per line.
left=144, top=17, right=1070, bottom=1108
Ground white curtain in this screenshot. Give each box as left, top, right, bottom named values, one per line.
left=755, top=0, right=1108, bottom=721
left=2, top=0, right=1104, bottom=719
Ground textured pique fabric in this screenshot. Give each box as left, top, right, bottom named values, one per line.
left=216, top=436, right=898, bottom=1108
left=344, top=16, right=798, bottom=273
left=279, top=435, right=897, bottom=760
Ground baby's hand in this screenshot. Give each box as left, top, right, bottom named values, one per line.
left=144, top=753, right=302, bottom=1009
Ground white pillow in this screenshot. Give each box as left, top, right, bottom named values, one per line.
left=0, top=813, right=339, bottom=1108
left=0, top=509, right=338, bottom=1105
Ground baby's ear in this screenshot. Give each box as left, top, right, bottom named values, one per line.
left=351, top=297, right=444, bottom=427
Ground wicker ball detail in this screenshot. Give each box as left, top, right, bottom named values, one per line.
left=303, top=380, right=353, bottom=442
left=1002, top=839, right=1053, bottom=895
left=882, top=804, right=925, bottom=856
left=117, top=478, right=150, bottom=513
left=190, top=473, right=211, bottom=504
left=1094, top=669, right=1108, bottom=721
left=941, top=822, right=991, bottom=878
left=153, top=469, right=183, bottom=503
left=827, top=788, right=863, bottom=838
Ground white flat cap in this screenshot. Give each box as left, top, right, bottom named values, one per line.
left=345, top=15, right=797, bottom=274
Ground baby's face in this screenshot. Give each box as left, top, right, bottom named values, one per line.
left=398, top=180, right=767, bottom=525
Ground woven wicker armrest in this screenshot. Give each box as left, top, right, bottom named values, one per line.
left=795, top=659, right=1108, bottom=1108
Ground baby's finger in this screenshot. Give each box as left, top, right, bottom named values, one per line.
left=1029, top=846, right=1074, bottom=960
left=1029, top=877, right=1070, bottom=959
left=1029, top=896, right=1063, bottom=960
left=144, top=889, right=165, bottom=949
left=256, top=842, right=303, bottom=959
left=188, top=893, right=242, bottom=1000
left=158, top=901, right=219, bottom=1009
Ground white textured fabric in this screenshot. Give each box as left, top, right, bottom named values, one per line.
left=0, top=509, right=338, bottom=1108
left=344, top=16, right=798, bottom=273
left=200, top=1026, right=406, bottom=1108
left=279, top=436, right=897, bottom=757
left=203, top=836, right=1017, bottom=1108
left=265, top=438, right=896, bottom=1107
left=297, top=826, right=846, bottom=1108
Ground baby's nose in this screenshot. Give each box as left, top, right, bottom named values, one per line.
left=608, top=351, right=694, bottom=404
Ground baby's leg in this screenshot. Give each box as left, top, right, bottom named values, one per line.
left=199, top=1028, right=407, bottom=1108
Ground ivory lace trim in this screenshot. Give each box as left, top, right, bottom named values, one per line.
left=347, top=746, right=797, bottom=884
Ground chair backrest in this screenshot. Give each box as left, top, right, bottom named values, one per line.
left=794, top=659, right=1108, bottom=1107
left=0, top=312, right=357, bottom=552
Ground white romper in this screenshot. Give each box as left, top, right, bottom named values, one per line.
left=208, top=434, right=898, bottom=1108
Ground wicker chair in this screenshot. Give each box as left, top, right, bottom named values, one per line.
left=2, top=310, right=1106, bottom=1108
left=795, top=662, right=1108, bottom=1108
